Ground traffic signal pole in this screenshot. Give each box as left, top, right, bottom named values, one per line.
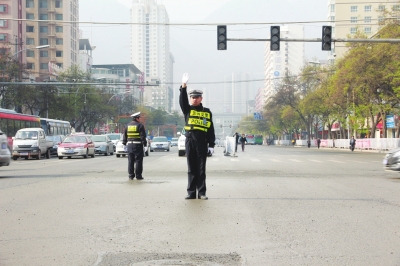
left=226, top=38, right=400, bottom=43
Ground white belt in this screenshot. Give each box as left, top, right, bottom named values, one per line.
left=127, top=141, right=142, bottom=144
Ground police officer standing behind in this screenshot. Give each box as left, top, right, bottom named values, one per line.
left=180, top=73, right=215, bottom=200
left=122, top=112, right=147, bottom=180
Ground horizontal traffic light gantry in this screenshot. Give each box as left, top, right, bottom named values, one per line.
left=322, top=26, right=332, bottom=51
left=217, top=25, right=227, bottom=50
left=270, top=26, right=280, bottom=51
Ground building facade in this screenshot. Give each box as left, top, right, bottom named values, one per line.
left=328, top=0, right=400, bottom=59
left=0, top=0, right=79, bottom=81
left=263, top=24, right=305, bottom=105
left=130, top=0, right=174, bottom=111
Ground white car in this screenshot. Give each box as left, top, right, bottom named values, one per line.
left=105, top=133, right=122, bottom=151
left=115, top=139, right=150, bottom=158
left=178, top=129, right=186, bottom=156
left=150, top=136, right=170, bottom=152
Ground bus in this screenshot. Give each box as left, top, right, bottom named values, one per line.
left=40, top=118, right=71, bottom=136
left=0, top=108, right=41, bottom=146
left=246, top=134, right=255, bottom=145
left=254, top=134, right=263, bottom=145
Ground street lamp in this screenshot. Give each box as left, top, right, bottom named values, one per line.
left=12, top=44, right=50, bottom=58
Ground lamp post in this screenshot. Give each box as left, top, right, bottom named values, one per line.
left=12, top=44, right=50, bottom=59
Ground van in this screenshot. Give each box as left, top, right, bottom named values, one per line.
left=12, top=128, right=53, bottom=160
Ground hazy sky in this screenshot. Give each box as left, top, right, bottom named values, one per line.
left=79, top=0, right=327, bottom=111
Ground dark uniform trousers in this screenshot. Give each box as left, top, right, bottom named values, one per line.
left=127, top=143, right=144, bottom=178
left=185, top=134, right=208, bottom=197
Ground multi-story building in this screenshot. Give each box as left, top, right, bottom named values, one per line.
left=328, top=0, right=400, bottom=59
left=130, top=0, right=174, bottom=111
left=0, top=0, right=79, bottom=81
left=263, top=24, right=305, bottom=105
left=223, top=72, right=256, bottom=114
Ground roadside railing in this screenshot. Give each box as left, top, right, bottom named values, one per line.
left=273, top=138, right=400, bottom=152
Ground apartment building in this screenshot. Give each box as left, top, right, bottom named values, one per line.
left=328, top=0, right=400, bottom=59
left=130, top=0, right=174, bottom=111
left=0, top=0, right=79, bottom=81
left=263, top=24, right=305, bottom=104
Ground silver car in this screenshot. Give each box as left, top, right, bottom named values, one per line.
left=150, top=136, right=170, bottom=152
left=91, top=135, right=114, bottom=156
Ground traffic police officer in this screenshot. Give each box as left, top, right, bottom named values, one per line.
left=179, top=73, right=215, bottom=200
left=122, top=112, right=147, bottom=180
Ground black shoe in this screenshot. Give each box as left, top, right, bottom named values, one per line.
left=129, top=176, right=134, bottom=180
left=136, top=177, right=144, bottom=180
left=198, top=195, right=208, bottom=200
left=185, top=195, right=196, bottom=200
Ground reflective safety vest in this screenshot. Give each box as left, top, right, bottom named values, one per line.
left=127, top=124, right=140, bottom=140
left=184, top=109, right=211, bottom=132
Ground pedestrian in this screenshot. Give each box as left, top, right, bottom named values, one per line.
left=292, top=139, right=295, bottom=146
left=307, top=139, right=311, bottom=148
left=122, top=112, right=147, bottom=180
left=233, top=132, right=240, bottom=152
left=317, top=138, right=321, bottom=149
left=350, top=136, right=356, bottom=151
left=240, top=134, right=247, bottom=151
left=179, top=73, right=215, bottom=200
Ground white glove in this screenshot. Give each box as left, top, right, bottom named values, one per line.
left=144, top=147, right=148, bottom=153
left=182, top=73, right=189, bottom=84
left=208, top=147, right=214, bottom=154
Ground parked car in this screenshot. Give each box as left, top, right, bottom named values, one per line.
left=115, top=137, right=150, bottom=158
left=171, top=137, right=178, bottom=147
left=12, top=128, right=52, bottom=160
left=91, top=135, right=114, bottom=156
left=178, top=129, right=186, bottom=156
left=57, top=135, right=95, bottom=159
left=150, top=136, right=170, bottom=152
left=383, top=148, right=400, bottom=170
left=0, top=130, right=11, bottom=167
left=105, top=133, right=122, bottom=152
left=45, top=135, right=65, bottom=155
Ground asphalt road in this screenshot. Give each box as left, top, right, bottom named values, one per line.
left=1, top=145, right=400, bottom=265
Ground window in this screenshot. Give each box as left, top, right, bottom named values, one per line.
left=0, top=48, right=7, bottom=55
left=39, top=38, right=48, bottom=45
left=40, top=26, right=48, bottom=33
left=330, top=4, right=335, bottom=12
left=55, top=0, right=62, bottom=8
left=26, top=38, right=34, bottom=45
left=351, top=6, right=358, bottom=12
left=56, top=51, right=63, bottom=57
left=350, top=27, right=357, bottom=34
left=26, top=26, right=34, bottom=32
left=39, top=14, right=48, bottom=20
left=351, top=17, right=358, bottom=23
left=39, top=0, right=48, bottom=8
left=56, top=63, right=63, bottom=68
left=0, top=4, right=7, bottom=13
left=365, top=5, right=371, bottom=12
left=26, top=13, right=34, bottom=19
left=40, top=63, right=48, bottom=69
left=379, top=5, right=385, bottom=12
left=55, top=26, right=63, bottom=32
left=55, top=14, right=63, bottom=20
left=27, top=63, right=34, bottom=69
left=0, top=34, right=7, bottom=42
left=364, top=16, right=372, bottom=23
left=0, top=20, right=7, bottom=27
left=26, top=0, right=34, bottom=8
left=394, top=5, right=400, bottom=12
left=364, top=27, right=371, bottom=34
left=331, top=16, right=335, bottom=22
left=27, top=50, right=34, bottom=57
left=56, top=38, right=63, bottom=45
left=40, top=50, right=48, bottom=57
left=379, top=16, right=384, bottom=22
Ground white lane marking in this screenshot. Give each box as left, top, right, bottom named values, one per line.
left=289, top=159, right=301, bottom=162
left=309, top=159, right=322, bottom=163
left=270, top=159, right=282, bottom=163
left=230, top=158, right=239, bottom=162
left=328, top=159, right=345, bottom=163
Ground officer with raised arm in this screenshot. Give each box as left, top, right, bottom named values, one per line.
left=179, top=73, right=215, bottom=200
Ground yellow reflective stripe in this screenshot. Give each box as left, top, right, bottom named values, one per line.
left=188, top=118, right=211, bottom=128
left=127, top=133, right=140, bottom=137
left=128, top=125, right=138, bottom=131
left=127, top=125, right=139, bottom=138
left=189, top=110, right=210, bottom=119
left=184, top=126, right=208, bottom=132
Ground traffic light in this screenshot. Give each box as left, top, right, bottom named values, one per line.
left=217, top=25, right=227, bottom=50
left=270, top=26, right=280, bottom=51
left=322, top=26, right=332, bottom=51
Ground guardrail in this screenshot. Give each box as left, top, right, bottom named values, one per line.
left=274, top=138, right=400, bottom=152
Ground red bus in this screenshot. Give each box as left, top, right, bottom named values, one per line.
left=0, top=108, right=41, bottom=147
